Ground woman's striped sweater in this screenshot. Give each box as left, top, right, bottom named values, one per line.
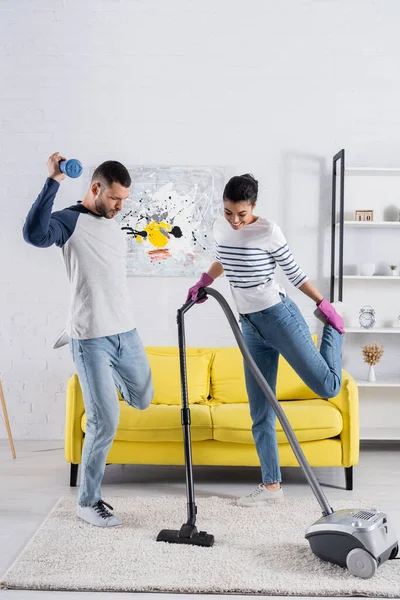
left=213, top=216, right=308, bottom=315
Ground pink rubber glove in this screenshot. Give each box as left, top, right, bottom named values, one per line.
left=315, top=299, right=345, bottom=334
left=186, top=272, right=214, bottom=304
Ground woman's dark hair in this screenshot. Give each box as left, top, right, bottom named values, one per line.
left=223, top=174, right=258, bottom=206
left=92, top=161, right=131, bottom=188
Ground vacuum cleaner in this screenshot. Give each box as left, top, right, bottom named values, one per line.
left=157, top=287, right=398, bottom=578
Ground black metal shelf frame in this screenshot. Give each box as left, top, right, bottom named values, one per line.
left=330, top=149, right=345, bottom=303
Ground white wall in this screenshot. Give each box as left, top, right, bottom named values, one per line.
left=1, top=0, right=400, bottom=439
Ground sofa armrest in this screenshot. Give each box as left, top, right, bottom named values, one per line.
left=328, top=370, right=360, bottom=467
left=64, top=374, right=85, bottom=465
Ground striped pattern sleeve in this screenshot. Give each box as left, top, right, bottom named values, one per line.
left=213, top=239, right=219, bottom=263
left=269, top=224, right=308, bottom=288
left=212, top=222, right=224, bottom=266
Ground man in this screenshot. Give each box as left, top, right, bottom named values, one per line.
left=23, top=152, right=153, bottom=528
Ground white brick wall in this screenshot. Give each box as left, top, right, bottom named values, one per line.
left=1, top=0, right=400, bottom=439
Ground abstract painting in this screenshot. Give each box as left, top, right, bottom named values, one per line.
left=116, top=166, right=225, bottom=276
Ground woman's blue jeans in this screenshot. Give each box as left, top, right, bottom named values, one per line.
left=239, top=295, right=343, bottom=484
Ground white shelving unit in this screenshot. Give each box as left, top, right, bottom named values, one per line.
left=338, top=276, right=400, bottom=280
left=333, top=153, right=400, bottom=441
left=346, top=327, right=400, bottom=334
left=345, top=167, right=400, bottom=175
left=356, top=379, right=400, bottom=388
left=337, top=221, right=400, bottom=227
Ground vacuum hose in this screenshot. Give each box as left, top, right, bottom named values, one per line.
left=196, top=287, right=334, bottom=517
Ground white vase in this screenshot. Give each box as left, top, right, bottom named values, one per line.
left=368, top=365, right=376, bottom=383
left=391, top=270, right=398, bottom=277
left=360, top=263, right=375, bottom=276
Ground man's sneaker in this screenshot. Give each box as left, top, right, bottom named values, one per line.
left=77, top=499, right=122, bottom=527
left=236, top=484, right=284, bottom=507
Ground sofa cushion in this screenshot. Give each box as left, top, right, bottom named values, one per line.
left=144, top=348, right=213, bottom=405
left=211, top=399, right=342, bottom=444
left=210, top=337, right=320, bottom=403
left=209, top=347, right=244, bottom=404
left=81, top=403, right=213, bottom=442
left=276, top=340, right=320, bottom=400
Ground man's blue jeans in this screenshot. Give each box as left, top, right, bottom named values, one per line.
left=70, top=329, right=153, bottom=506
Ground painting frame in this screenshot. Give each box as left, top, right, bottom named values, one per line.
left=116, top=165, right=226, bottom=277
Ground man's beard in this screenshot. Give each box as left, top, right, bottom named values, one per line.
left=94, top=190, right=115, bottom=219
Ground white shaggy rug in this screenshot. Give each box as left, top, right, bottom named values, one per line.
left=1, top=495, right=399, bottom=596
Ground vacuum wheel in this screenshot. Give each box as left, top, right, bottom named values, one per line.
left=346, top=548, right=377, bottom=579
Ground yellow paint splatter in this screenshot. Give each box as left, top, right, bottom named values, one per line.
left=142, top=220, right=172, bottom=248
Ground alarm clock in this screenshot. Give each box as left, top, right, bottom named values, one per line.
left=359, top=305, right=375, bottom=329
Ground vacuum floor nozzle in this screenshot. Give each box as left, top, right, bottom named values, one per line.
left=157, top=524, right=214, bottom=547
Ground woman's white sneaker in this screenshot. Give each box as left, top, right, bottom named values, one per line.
left=236, top=484, right=284, bottom=507
left=77, top=499, right=122, bottom=527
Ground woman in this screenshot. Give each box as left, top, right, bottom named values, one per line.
left=186, top=174, right=344, bottom=507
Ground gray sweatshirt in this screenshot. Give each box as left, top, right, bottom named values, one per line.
left=23, top=178, right=136, bottom=341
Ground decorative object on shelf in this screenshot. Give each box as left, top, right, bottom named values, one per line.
left=392, top=315, right=400, bottom=328
left=359, top=263, right=375, bottom=276
left=362, top=342, right=384, bottom=383
left=355, top=209, right=374, bottom=222
left=359, top=305, right=376, bottom=329
left=389, top=264, right=398, bottom=276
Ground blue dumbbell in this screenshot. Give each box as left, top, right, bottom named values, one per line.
left=59, top=159, right=83, bottom=178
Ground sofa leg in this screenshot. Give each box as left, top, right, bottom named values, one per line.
left=70, top=463, right=79, bottom=487
left=345, top=466, right=353, bottom=491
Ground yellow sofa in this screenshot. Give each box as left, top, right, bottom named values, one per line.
left=65, top=344, right=359, bottom=490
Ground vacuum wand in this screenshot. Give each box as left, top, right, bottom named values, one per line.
left=177, top=303, right=196, bottom=527
left=204, top=287, right=334, bottom=517
left=156, top=292, right=214, bottom=546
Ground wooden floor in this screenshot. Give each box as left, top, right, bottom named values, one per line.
left=0, top=440, right=399, bottom=599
